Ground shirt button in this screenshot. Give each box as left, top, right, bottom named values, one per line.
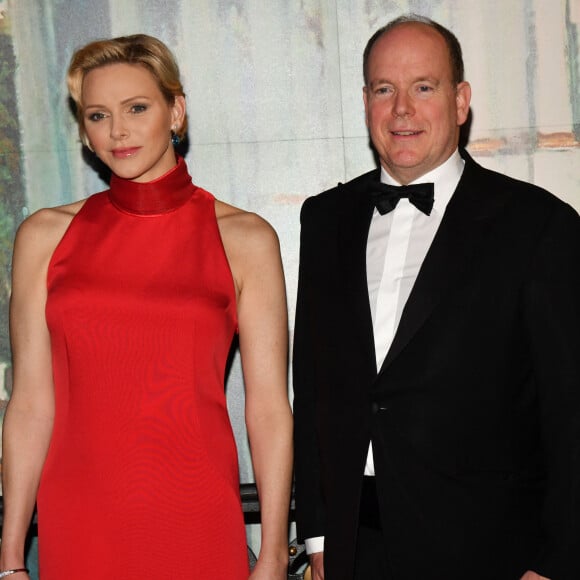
left=371, top=402, right=380, bottom=414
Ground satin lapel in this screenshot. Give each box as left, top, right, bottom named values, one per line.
left=338, top=171, right=377, bottom=375
left=378, top=156, right=501, bottom=374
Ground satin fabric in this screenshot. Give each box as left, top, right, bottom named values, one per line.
left=39, top=158, right=248, bottom=578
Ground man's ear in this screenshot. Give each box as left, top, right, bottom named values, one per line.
left=363, top=86, right=370, bottom=128
left=456, top=81, right=471, bottom=126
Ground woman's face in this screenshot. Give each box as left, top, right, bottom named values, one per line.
left=81, top=63, right=185, bottom=183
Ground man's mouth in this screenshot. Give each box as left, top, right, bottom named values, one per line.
left=391, top=130, right=421, bottom=136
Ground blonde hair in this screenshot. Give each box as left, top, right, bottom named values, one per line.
left=67, top=34, right=187, bottom=146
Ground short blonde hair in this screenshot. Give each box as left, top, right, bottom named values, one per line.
left=67, top=34, right=187, bottom=146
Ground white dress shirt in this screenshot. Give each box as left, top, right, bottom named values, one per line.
left=305, top=150, right=465, bottom=555
left=364, top=150, right=464, bottom=475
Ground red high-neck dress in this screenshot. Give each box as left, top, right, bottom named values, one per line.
left=39, top=157, right=249, bottom=578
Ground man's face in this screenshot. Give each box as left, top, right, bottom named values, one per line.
left=363, top=23, right=471, bottom=184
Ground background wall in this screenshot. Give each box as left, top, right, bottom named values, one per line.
left=1, top=0, right=579, bottom=574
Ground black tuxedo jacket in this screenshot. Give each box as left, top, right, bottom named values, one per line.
left=293, top=151, right=580, bottom=580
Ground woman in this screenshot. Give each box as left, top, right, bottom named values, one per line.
left=0, top=34, right=292, bottom=579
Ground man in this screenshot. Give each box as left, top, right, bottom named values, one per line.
left=293, top=14, right=580, bottom=580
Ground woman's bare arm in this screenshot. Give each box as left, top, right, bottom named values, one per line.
left=218, top=204, right=293, bottom=579
left=0, top=205, right=79, bottom=570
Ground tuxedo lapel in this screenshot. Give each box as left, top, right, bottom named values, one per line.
left=338, top=171, right=377, bottom=374
left=378, top=155, right=504, bottom=374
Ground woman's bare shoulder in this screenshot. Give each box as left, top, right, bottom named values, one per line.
left=14, top=199, right=86, bottom=261
left=215, top=199, right=279, bottom=250
left=214, top=199, right=283, bottom=299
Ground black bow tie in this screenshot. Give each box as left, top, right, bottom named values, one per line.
left=369, top=182, right=435, bottom=216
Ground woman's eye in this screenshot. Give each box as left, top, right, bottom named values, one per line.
left=87, top=112, right=106, bottom=122
left=130, top=104, right=147, bottom=114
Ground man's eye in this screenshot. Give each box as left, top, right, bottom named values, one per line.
left=417, top=85, right=433, bottom=93
left=376, top=87, right=392, bottom=95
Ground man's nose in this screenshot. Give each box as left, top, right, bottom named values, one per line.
left=393, top=91, right=414, bottom=118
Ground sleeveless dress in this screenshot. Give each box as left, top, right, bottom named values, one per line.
left=38, top=157, right=249, bottom=578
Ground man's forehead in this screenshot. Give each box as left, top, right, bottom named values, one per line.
left=367, top=25, right=453, bottom=80
left=372, top=22, right=447, bottom=53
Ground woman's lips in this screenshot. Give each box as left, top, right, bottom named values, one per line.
left=112, top=147, right=141, bottom=158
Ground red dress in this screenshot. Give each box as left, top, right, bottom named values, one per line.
left=38, top=158, right=249, bottom=578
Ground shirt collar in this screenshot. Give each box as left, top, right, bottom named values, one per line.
left=380, top=149, right=465, bottom=214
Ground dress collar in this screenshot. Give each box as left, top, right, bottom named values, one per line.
left=108, top=156, right=194, bottom=216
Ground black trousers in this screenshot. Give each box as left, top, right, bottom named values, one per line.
left=353, top=477, right=390, bottom=579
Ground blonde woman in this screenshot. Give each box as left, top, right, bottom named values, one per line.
left=0, top=34, right=292, bottom=580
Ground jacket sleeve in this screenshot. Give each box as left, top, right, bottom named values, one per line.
left=292, top=197, right=327, bottom=542
left=523, top=201, right=580, bottom=580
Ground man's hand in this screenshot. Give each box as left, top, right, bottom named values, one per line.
left=305, top=560, right=549, bottom=580
left=520, top=571, right=550, bottom=580
left=308, top=551, right=324, bottom=580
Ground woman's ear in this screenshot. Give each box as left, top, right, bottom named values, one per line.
left=171, top=95, right=186, bottom=133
